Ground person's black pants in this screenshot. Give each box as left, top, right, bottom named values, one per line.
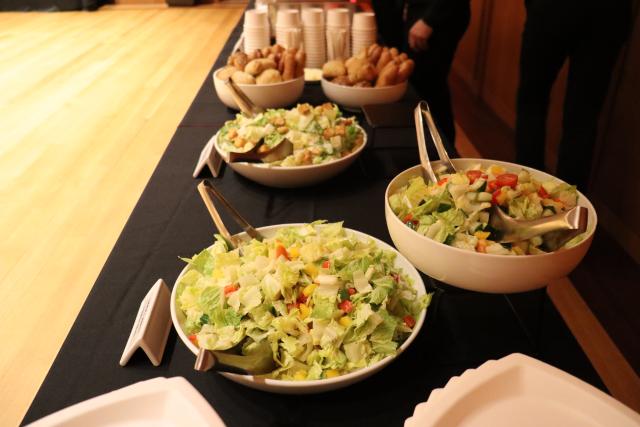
left=515, top=0, right=630, bottom=190
left=403, top=4, right=470, bottom=149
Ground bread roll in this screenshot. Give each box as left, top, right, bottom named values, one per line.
left=346, top=57, right=369, bottom=82
left=322, top=60, right=347, bottom=79
left=231, top=70, right=256, bottom=85
left=295, top=50, right=306, bottom=78
left=256, top=69, right=283, bottom=84
left=376, top=48, right=392, bottom=73
left=355, top=63, right=377, bottom=83
left=232, top=52, right=249, bottom=71
left=217, top=65, right=238, bottom=81
left=376, top=62, right=398, bottom=87
left=282, top=52, right=296, bottom=80
left=368, top=45, right=383, bottom=64
left=332, top=75, right=353, bottom=86
left=397, top=59, right=415, bottom=82
left=244, top=59, right=264, bottom=76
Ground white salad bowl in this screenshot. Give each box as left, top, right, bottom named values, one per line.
left=170, top=224, right=428, bottom=394
left=213, top=125, right=368, bottom=188
left=213, top=68, right=305, bottom=110
left=321, top=78, right=408, bottom=110
left=384, top=159, right=597, bottom=294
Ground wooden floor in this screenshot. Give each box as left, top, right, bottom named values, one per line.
left=0, top=5, right=244, bottom=426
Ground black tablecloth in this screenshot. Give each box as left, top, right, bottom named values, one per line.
left=22, top=15, right=604, bottom=427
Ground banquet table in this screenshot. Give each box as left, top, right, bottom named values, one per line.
left=21, top=15, right=605, bottom=427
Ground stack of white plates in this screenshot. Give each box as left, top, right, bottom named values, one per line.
left=352, top=12, right=377, bottom=57
left=243, top=9, right=270, bottom=54
left=275, top=8, right=302, bottom=50
left=404, top=353, right=640, bottom=427
left=326, top=8, right=350, bottom=60
left=301, top=7, right=325, bottom=68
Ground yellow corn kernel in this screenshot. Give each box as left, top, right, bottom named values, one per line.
left=211, top=268, right=224, bottom=279
left=302, top=283, right=318, bottom=297
left=288, top=247, right=300, bottom=259
left=325, top=369, right=340, bottom=379
left=339, top=316, right=352, bottom=327
left=489, top=165, right=505, bottom=176
left=299, top=303, right=311, bottom=319
left=304, top=263, right=318, bottom=279
left=474, top=231, right=490, bottom=240
left=294, top=370, right=307, bottom=381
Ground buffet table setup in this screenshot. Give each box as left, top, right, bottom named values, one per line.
left=21, top=4, right=640, bottom=427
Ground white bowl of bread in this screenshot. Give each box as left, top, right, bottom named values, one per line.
left=320, top=44, right=414, bottom=109
left=213, top=45, right=306, bottom=110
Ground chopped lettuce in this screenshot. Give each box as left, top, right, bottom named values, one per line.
left=390, top=165, right=585, bottom=255
left=176, top=222, right=429, bottom=380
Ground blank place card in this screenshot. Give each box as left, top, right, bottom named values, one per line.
left=120, top=279, right=172, bottom=367
left=193, top=134, right=224, bottom=178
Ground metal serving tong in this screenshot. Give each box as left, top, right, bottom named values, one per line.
left=194, top=180, right=276, bottom=375
left=414, top=101, right=587, bottom=249
left=223, top=79, right=293, bottom=163
left=197, top=180, right=264, bottom=247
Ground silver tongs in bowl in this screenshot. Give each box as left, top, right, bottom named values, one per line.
left=194, top=180, right=276, bottom=375
left=413, top=101, right=587, bottom=248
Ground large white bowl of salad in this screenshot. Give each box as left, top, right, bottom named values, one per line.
left=213, top=103, right=367, bottom=188
left=385, top=159, right=597, bottom=293
left=170, top=222, right=430, bottom=393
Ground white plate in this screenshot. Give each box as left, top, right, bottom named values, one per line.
left=212, top=125, right=368, bottom=188
left=27, top=377, right=225, bottom=427
left=405, top=353, right=640, bottom=427
left=171, top=224, right=428, bottom=394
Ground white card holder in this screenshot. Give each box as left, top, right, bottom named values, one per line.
left=193, top=133, right=224, bottom=178
left=120, top=279, right=172, bottom=367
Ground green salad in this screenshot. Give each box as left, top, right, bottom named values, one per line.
left=176, top=221, right=430, bottom=381
left=217, top=103, right=364, bottom=166
left=389, top=164, right=581, bottom=255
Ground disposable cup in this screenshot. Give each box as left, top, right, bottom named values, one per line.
left=244, top=9, right=269, bottom=28
left=276, top=27, right=302, bottom=50
left=352, top=12, right=376, bottom=30
left=277, top=9, right=301, bottom=27
left=302, top=7, right=324, bottom=26
left=326, top=8, right=350, bottom=27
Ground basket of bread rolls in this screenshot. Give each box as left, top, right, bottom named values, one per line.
left=321, top=43, right=414, bottom=110
left=213, top=44, right=306, bottom=110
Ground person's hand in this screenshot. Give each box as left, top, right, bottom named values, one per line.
left=409, top=19, right=433, bottom=52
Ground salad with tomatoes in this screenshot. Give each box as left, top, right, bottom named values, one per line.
left=389, top=164, right=581, bottom=255
left=176, top=221, right=430, bottom=380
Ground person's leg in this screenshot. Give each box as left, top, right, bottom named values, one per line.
left=515, top=0, right=572, bottom=171
left=556, top=2, right=630, bottom=190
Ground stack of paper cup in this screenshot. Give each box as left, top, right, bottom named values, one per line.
left=276, top=9, right=302, bottom=50
left=326, top=8, right=350, bottom=60
left=244, top=9, right=270, bottom=53
left=302, top=8, right=325, bottom=68
left=352, top=12, right=377, bottom=57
